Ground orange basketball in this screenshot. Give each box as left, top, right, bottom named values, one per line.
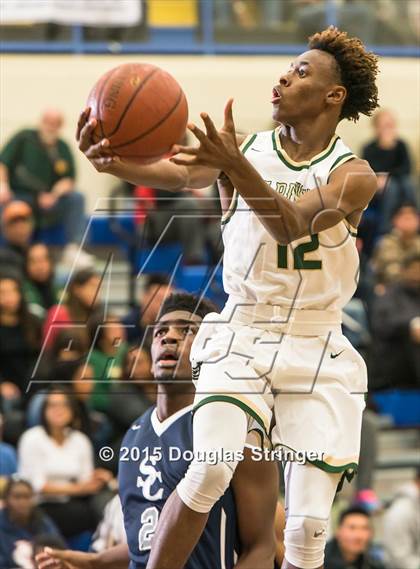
left=87, top=63, right=188, bottom=164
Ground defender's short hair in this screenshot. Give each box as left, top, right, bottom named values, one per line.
left=157, top=292, right=216, bottom=321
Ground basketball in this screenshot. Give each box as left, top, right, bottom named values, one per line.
left=86, top=63, right=188, bottom=163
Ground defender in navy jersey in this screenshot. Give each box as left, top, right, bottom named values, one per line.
left=119, top=292, right=279, bottom=569
left=119, top=405, right=238, bottom=569
left=36, top=293, right=280, bottom=569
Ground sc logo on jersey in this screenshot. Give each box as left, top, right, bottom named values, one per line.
left=137, top=454, right=164, bottom=501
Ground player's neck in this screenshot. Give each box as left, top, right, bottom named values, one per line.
left=279, top=121, right=337, bottom=162
left=156, top=388, right=194, bottom=422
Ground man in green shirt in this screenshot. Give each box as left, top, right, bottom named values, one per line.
left=0, top=109, right=91, bottom=265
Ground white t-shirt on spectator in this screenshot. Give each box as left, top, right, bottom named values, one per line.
left=91, top=494, right=127, bottom=552
left=18, top=425, right=94, bottom=498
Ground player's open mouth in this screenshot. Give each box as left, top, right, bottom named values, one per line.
left=157, top=352, right=179, bottom=367
left=271, top=87, right=281, bottom=104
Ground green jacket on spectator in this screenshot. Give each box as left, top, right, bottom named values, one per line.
left=87, top=342, right=128, bottom=413
left=23, top=279, right=62, bottom=320
left=0, top=129, right=75, bottom=200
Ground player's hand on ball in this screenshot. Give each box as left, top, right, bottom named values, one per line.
left=171, top=98, right=240, bottom=172
left=76, top=107, right=117, bottom=172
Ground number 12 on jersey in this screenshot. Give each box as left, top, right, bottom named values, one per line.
left=277, top=234, right=322, bottom=270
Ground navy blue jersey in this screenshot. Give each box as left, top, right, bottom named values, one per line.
left=118, top=405, right=239, bottom=569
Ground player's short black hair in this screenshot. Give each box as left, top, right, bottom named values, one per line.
left=144, top=273, right=171, bottom=291
left=338, top=505, right=371, bottom=525
left=308, top=26, right=379, bottom=122
left=157, top=292, right=217, bottom=321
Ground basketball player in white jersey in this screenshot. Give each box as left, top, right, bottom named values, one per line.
left=78, top=27, right=379, bottom=569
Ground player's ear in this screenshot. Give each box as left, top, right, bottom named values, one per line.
left=326, top=85, right=347, bottom=108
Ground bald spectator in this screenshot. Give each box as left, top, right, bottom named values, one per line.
left=0, top=109, right=92, bottom=266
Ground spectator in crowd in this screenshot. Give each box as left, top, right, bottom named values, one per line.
left=90, top=494, right=126, bottom=553
left=296, top=0, right=376, bottom=44
left=324, top=506, right=386, bottom=569
left=108, top=345, right=155, bottom=436
left=23, top=243, right=61, bottom=320
left=139, top=184, right=207, bottom=265
left=0, top=201, right=34, bottom=277
left=42, top=268, right=102, bottom=350
left=370, top=253, right=420, bottom=390
left=0, top=273, right=42, bottom=405
left=87, top=314, right=128, bottom=414
left=0, top=108, right=92, bottom=266
left=0, top=415, right=17, bottom=479
left=362, top=108, right=417, bottom=234
left=29, top=329, right=89, bottom=397
left=123, top=273, right=172, bottom=345
left=0, top=477, right=61, bottom=569
left=18, top=387, right=113, bottom=538
left=372, top=203, right=420, bottom=287
left=382, top=468, right=420, bottom=569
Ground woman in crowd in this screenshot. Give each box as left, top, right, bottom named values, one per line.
left=18, top=386, right=113, bottom=538
left=0, top=273, right=42, bottom=405
left=42, top=268, right=101, bottom=350
left=0, top=477, right=61, bottom=569
left=23, top=243, right=61, bottom=320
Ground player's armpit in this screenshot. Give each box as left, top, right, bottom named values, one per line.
left=231, top=446, right=279, bottom=569
left=293, top=158, right=377, bottom=238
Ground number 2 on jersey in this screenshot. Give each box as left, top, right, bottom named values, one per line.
left=139, top=506, right=159, bottom=551
left=277, top=234, right=322, bottom=270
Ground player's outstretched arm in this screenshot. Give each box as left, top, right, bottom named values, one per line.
left=76, top=107, right=220, bottom=191
left=35, top=544, right=129, bottom=569
left=231, top=446, right=279, bottom=569
left=173, top=99, right=377, bottom=243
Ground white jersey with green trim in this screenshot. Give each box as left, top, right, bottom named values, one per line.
left=221, top=128, right=359, bottom=311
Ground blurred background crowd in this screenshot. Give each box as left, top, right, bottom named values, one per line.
left=0, top=1, right=419, bottom=569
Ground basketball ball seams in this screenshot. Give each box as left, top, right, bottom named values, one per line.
left=111, top=87, right=185, bottom=150
left=105, top=66, right=160, bottom=139
left=94, top=67, right=121, bottom=140
left=86, top=62, right=188, bottom=163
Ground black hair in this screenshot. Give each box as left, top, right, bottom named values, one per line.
left=391, top=201, right=418, bottom=219
left=308, top=26, right=379, bottom=122
left=144, top=273, right=171, bottom=291
left=157, top=292, right=217, bottom=321
left=24, top=242, right=54, bottom=281
left=339, top=505, right=371, bottom=525
left=3, top=476, right=33, bottom=500
left=49, top=329, right=87, bottom=361
left=40, top=384, right=83, bottom=434
left=87, top=310, right=122, bottom=351
left=0, top=271, right=41, bottom=349
left=67, top=268, right=100, bottom=320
